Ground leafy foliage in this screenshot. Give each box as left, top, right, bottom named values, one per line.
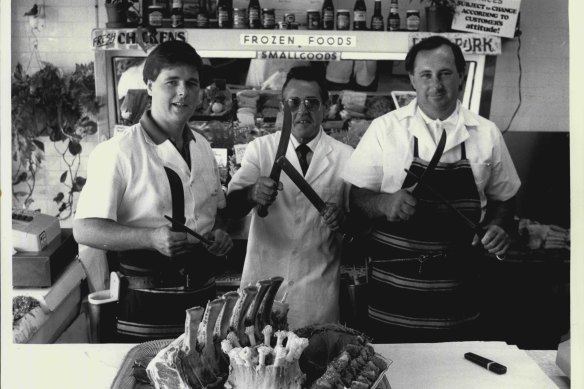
left=11, top=62, right=100, bottom=218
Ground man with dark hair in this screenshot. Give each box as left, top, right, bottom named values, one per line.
left=342, top=36, right=520, bottom=342
left=227, top=66, right=353, bottom=329
left=74, top=40, right=232, bottom=341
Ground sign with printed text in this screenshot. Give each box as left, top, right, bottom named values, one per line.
left=91, top=29, right=188, bottom=50
left=258, top=51, right=341, bottom=61
left=451, top=0, right=521, bottom=38
left=241, top=34, right=356, bottom=48
left=409, top=33, right=501, bottom=55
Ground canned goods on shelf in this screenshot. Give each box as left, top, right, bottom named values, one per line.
left=406, top=10, right=420, bottom=31
left=284, top=13, right=295, bottom=24
left=233, top=8, right=247, bottom=28
left=288, top=22, right=299, bottom=29
left=148, top=5, right=164, bottom=27
left=277, top=21, right=289, bottom=29
left=262, top=8, right=276, bottom=29
left=337, top=9, right=350, bottom=30
left=307, top=10, right=320, bottom=30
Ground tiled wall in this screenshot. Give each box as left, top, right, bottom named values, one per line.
left=10, top=0, right=570, bottom=227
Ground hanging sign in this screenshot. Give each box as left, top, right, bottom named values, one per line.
left=451, top=0, right=521, bottom=38
left=258, top=51, right=341, bottom=61
left=91, top=29, right=188, bottom=50
left=409, top=33, right=501, bottom=55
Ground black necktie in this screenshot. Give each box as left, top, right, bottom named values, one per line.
left=296, top=144, right=310, bottom=176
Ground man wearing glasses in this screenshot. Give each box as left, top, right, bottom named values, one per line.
left=227, top=66, right=353, bottom=329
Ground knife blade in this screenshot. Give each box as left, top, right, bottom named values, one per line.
left=163, top=167, right=190, bottom=286
left=411, top=129, right=447, bottom=196
left=164, top=167, right=186, bottom=231
left=405, top=168, right=481, bottom=234
left=276, top=156, right=327, bottom=213
left=404, top=167, right=505, bottom=260
left=164, top=215, right=213, bottom=246
left=257, top=102, right=293, bottom=217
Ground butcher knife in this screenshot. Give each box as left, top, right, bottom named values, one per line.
left=411, top=129, right=446, bottom=196
left=276, top=156, right=355, bottom=241
left=404, top=168, right=505, bottom=260
left=163, top=215, right=212, bottom=246
left=163, top=167, right=190, bottom=286
left=276, top=155, right=327, bottom=213
left=257, top=102, right=293, bottom=218
left=164, top=167, right=186, bottom=231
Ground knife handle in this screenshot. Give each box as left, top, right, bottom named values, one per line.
left=256, top=166, right=282, bottom=218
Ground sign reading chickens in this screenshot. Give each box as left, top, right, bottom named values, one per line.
left=451, top=0, right=521, bottom=38
left=91, top=29, right=187, bottom=50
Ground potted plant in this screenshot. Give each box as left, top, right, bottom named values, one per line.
left=11, top=62, right=101, bottom=219
left=424, top=0, right=457, bottom=32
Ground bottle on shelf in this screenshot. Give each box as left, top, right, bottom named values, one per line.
left=321, top=0, right=334, bottom=30
left=370, top=0, right=384, bottom=31
left=388, top=0, right=400, bottom=31
left=217, top=0, right=232, bottom=28
left=170, top=0, right=184, bottom=28
left=197, top=0, right=209, bottom=28
left=353, top=0, right=367, bottom=30
left=248, top=0, right=261, bottom=29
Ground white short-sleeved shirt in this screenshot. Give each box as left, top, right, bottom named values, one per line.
left=341, top=99, right=520, bottom=219
left=75, top=122, right=225, bottom=240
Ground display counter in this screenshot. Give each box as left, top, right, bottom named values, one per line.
left=5, top=341, right=568, bottom=389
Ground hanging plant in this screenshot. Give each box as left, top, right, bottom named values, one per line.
left=11, top=62, right=101, bottom=219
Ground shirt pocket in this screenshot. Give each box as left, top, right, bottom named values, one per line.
left=469, top=162, right=492, bottom=191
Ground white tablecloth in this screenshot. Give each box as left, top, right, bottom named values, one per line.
left=2, top=341, right=567, bottom=389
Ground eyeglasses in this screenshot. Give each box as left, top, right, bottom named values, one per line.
left=283, top=97, right=322, bottom=112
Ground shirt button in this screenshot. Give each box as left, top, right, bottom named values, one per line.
left=288, top=280, right=294, bottom=286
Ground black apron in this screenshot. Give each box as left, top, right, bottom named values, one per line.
left=111, top=245, right=216, bottom=342
left=367, top=137, right=483, bottom=343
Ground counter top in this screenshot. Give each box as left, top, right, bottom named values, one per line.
left=3, top=341, right=567, bottom=389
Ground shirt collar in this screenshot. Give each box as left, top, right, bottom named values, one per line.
left=397, top=98, right=480, bottom=129
left=139, top=110, right=196, bottom=146
left=290, top=127, right=323, bottom=152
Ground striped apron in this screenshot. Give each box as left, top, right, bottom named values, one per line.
left=111, top=246, right=216, bottom=342
left=367, top=138, right=483, bottom=343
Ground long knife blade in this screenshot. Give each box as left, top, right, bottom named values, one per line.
left=164, top=167, right=186, bottom=231
left=411, top=129, right=447, bottom=196
left=276, top=156, right=327, bottom=213
left=404, top=168, right=482, bottom=235
left=405, top=168, right=506, bottom=260
left=257, top=102, right=293, bottom=217
left=164, top=215, right=212, bottom=246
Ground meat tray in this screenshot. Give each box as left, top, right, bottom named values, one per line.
left=111, top=339, right=392, bottom=389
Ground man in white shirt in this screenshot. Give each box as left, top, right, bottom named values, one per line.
left=342, top=36, right=520, bottom=343
left=74, top=41, right=233, bottom=341
left=227, top=66, right=353, bottom=329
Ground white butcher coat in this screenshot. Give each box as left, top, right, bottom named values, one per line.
left=228, top=129, right=353, bottom=329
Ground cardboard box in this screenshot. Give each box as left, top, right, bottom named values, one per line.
left=13, top=229, right=79, bottom=287
left=12, top=210, right=61, bottom=251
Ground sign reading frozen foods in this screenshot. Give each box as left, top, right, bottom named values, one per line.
left=91, top=29, right=187, bottom=50
left=241, top=34, right=356, bottom=48
left=451, top=0, right=521, bottom=38
left=409, top=33, right=501, bottom=55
